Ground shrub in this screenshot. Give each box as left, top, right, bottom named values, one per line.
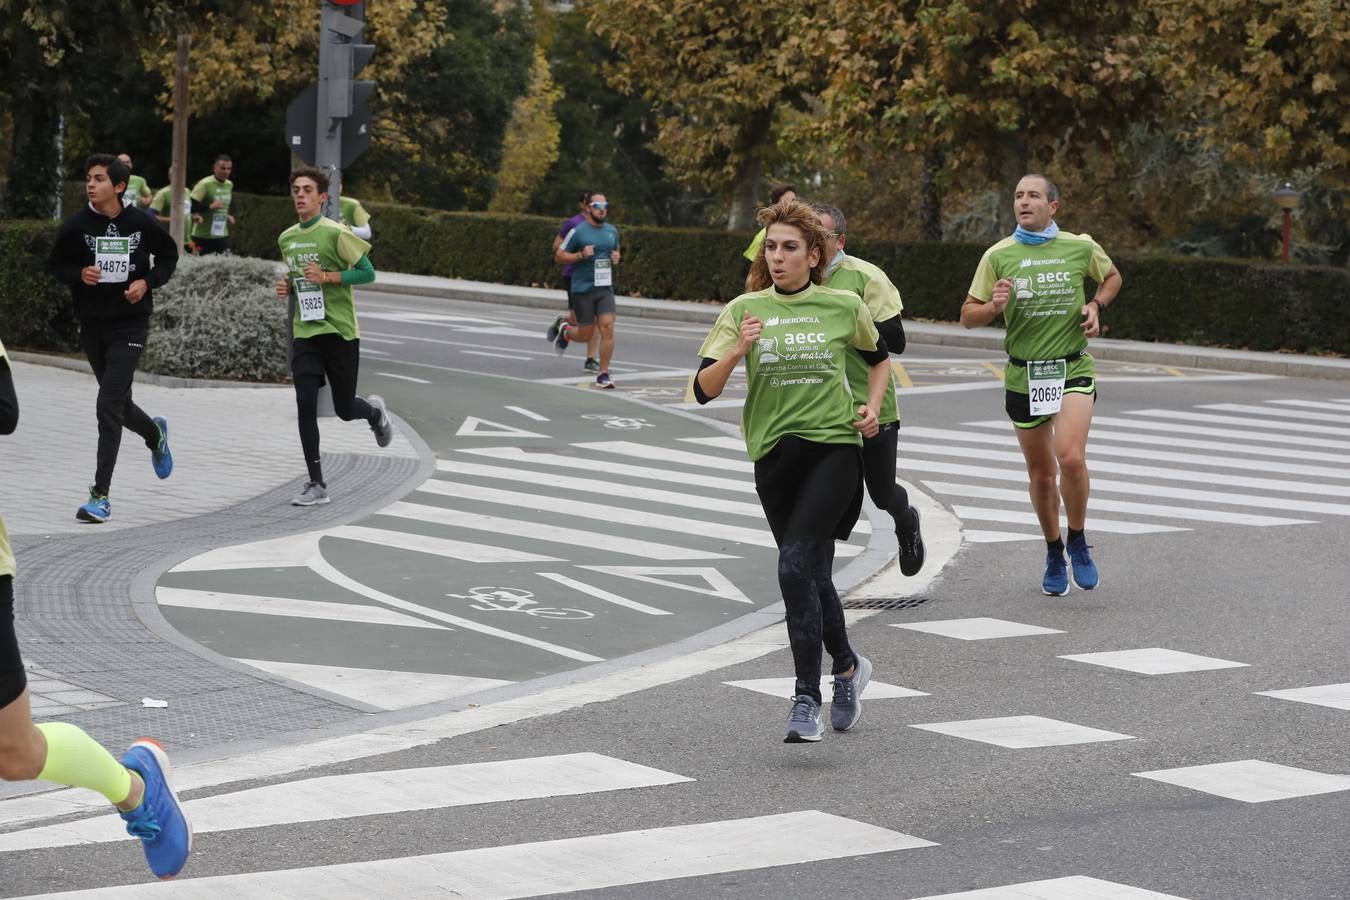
left=141, top=255, right=291, bottom=382
left=0, top=220, right=79, bottom=351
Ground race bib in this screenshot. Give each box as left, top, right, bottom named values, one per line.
left=1027, top=359, right=1067, bottom=417
left=294, top=276, right=326, bottom=322
left=95, top=237, right=131, bottom=284
left=210, top=210, right=228, bottom=237
left=593, top=256, right=612, bottom=287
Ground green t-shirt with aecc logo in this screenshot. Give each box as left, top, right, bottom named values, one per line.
left=698, top=282, right=881, bottom=461
left=968, top=231, right=1114, bottom=394
left=189, top=176, right=234, bottom=239
left=339, top=197, right=371, bottom=228
left=151, top=186, right=192, bottom=220
left=827, top=254, right=903, bottom=425
left=278, top=216, right=371, bottom=341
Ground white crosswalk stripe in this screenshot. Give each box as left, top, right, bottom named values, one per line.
left=908, top=399, right=1342, bottom=541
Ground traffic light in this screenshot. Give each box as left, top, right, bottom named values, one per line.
left=285, top=1, right=375, bottom=170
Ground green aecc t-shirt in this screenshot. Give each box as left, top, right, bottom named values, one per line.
left=278, top=216, right=371, bottom=341
left=189, top=176, right=234, bottom=239
left=827, top=254, right=903, bottom=424
left=698, top=282, right=881, bottom=461
left=968, top=232, right=1114, bottom=393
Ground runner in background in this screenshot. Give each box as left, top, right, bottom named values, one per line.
left=741, top=184, right=798, bottom=266
left=695, top=199, right=890, bottom=743
left=554, top=192, right=621, bottom=389
left=545, top=190, right=601, bottom=372
left=275, top=166, right=393, bottom=507
left=149, top=166, right=191, bottom=235
left=338, top=194, right=373, bottom=241
left=189, top=155, right=235, bottom=255
left=813, top=202, right=924, bottom=576
left=961, top=174, right=1122, bottom=596
left=0, top=337, right=193, bottom=880
left=116, top=154, right=152, bottom=210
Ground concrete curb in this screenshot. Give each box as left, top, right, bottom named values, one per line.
left=364, top=275, right=1350, bottom=381
left=8, top=350, right=290, bottom=390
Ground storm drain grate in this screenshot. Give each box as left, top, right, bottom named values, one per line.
left=842, top=596, right=932, bottom=611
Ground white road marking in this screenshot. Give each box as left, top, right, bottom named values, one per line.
left=909, top=875, right=1190, bottom=899
left=923, top=480, right=1315, bottom=527
left=577, top=566, right=752, bottom=604
left=237, top=661, right=513, bottom=710
left=1107, top=412, right=1350, bottom=449
left=363, top=329, right=555, bottom=358
left=12, top=811, right=933, bottom=899
left=950, top=506, right=1188, bottom=535
left=361, top=347, right=391, bottom=357
left=434, top=459, right=768, bottom=518
left=169, top=531, right=324, bottom=572
left=1267, top=398, right=1350, bottom=412
left=0, top=617, right=814, bottom=829
left=417, top=479, right=780, bottom=548
left=1059, top=648, right=1248, bottom=675
left=155, top=588, right=447, bottom=630
left=1255, top=682, right=1350, bottom=711
left=503, top=405, right=549, bottom=421
left=455, top=416, right=547, bottom=438
left=329, top=524, right=564, bottom=563
left=893, top=617, right=1063, bottom=641
left=906, top=425, right=1350, bottom=481
left=724, top=677, right=929, bottom=700
left=960, top=529, right=1044, bottom=543
left=1200, top=402, right=1350, bottom=426
left=680, top=436, right=747, bottom=451
left=537, top=572, right=673, bottom=616
left=377, top=500, right=737, bottom=560
left=913, top=715, right=1135, bottom=748
left=0, top=754, right=686, bottom=854
left=455, top=446, right=758, bottom=494
left=1134, top=759, right=1350, bottom=803
left=307, top=553, right=603, bottom=663
left=375, top=372, right=432, bottom=384
left=575, top=440, right=755, bottom=472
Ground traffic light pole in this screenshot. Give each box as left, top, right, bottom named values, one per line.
left=316, top=1, right=356, bottom=219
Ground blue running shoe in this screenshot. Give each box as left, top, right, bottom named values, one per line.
left=1067, top=536, right=1099, bottom=590
left=783, top=694, right=823, bottom=743
left=151, top=416, right=173, bottom=479
left=830, top=654, right=873, bottom=732
left=596, top=372, right=615, bottom=389
left=119, top=739, right=192, bottom=879
left=76, top=487, right=111, bottom=524
left=1042, top=548, right=1069, bottom=596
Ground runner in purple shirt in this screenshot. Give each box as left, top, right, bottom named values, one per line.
left=546, top=190, right=601, bottom=371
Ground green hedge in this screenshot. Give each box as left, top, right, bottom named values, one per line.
left=0, top=220, right=79, bottom=351
left=5, top=195, right=1348, bottom=358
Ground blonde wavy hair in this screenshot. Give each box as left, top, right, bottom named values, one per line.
left=745, top=199, right=831, bottom=292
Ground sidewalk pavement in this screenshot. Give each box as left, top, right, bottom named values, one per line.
left=367, top=271, right=1350, bottom=381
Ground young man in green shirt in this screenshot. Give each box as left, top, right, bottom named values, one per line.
left=961, top=174, right=1123, bottom=596
left=189, top=155, right=235, bottom=255
left=116, top=153, right=152, bottom=210
left=274, top=166, right=393, bottom=507
left=338, top=194, right=372, bottom=241
left=814, top=202, right=924, bottom=576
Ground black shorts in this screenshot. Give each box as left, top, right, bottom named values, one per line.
left=1, top=575, right=25, bottom=710
left=291, top=334, right=361, bottom=400
left=562, top=274, right=576, bottom=312
left=754, top=437, right=864, bottom=544
left=573, top=287, right=616, bottom=325
left=1006, top=377, right=1097, bottom=429
left=195, top=237, right=230, bottom=256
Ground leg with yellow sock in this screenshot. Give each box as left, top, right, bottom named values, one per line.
left=0, top=573, right=192, bottom=879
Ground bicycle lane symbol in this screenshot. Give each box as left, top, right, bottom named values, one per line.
left=445, top=586, right=594, bottom=620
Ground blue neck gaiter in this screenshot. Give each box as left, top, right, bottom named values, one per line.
left=1013, top=220, right=1060, bottom=245
left=825, top=249, right=846, bottom=279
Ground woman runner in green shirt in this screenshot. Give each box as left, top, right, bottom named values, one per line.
left=694, top=200, right=892, bottom=743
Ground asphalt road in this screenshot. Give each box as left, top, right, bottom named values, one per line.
left=4, top=289, right=1348, bottom=899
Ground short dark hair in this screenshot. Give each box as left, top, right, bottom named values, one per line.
left=214, top=154, right=233, bottom=165
left=810, top=202, right=847, bottom=238
left=769, top=183, right=798, bottom=204
left=289, top=166, right=329, bottom=194
left=1022, top=173, right=1060, bottom=202
left=86, top=153, right=129, bottom=192
left=577, top=189, right=595, bottom=206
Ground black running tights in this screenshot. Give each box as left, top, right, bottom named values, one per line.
left=863, top=423, right=911, bottom=533
left=755, top=439, right=860, bottom=704
left=293, top=373, right=376, bottom=484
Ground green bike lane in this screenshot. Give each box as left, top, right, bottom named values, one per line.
left=154, top=369, right=885, bottom=712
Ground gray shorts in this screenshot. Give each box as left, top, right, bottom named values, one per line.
left=574, top=287, right=616, bottom=325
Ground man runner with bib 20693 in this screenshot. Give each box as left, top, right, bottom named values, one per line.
left=961, top=174, right=1122, bottom=596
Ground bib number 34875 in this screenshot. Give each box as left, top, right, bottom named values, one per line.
left=1027, top=359, right=1067, bottom=417
left=95, top=237, right=130, bottom=284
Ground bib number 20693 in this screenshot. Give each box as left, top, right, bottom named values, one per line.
left=1027, top=359, right=1067, bottom=417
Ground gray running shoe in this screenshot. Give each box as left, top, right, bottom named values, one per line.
left=830, top=654, right=873, bottom=732
left=583, top=357, right=600, bottom=373
left=369, top=395, right=394, bottom=448
left=783, top=694, right=823, bottom=743
left=291, top=481, right=330, bottom=506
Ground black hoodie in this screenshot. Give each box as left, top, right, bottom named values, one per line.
left=47, top=203, right=179, bottom=328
